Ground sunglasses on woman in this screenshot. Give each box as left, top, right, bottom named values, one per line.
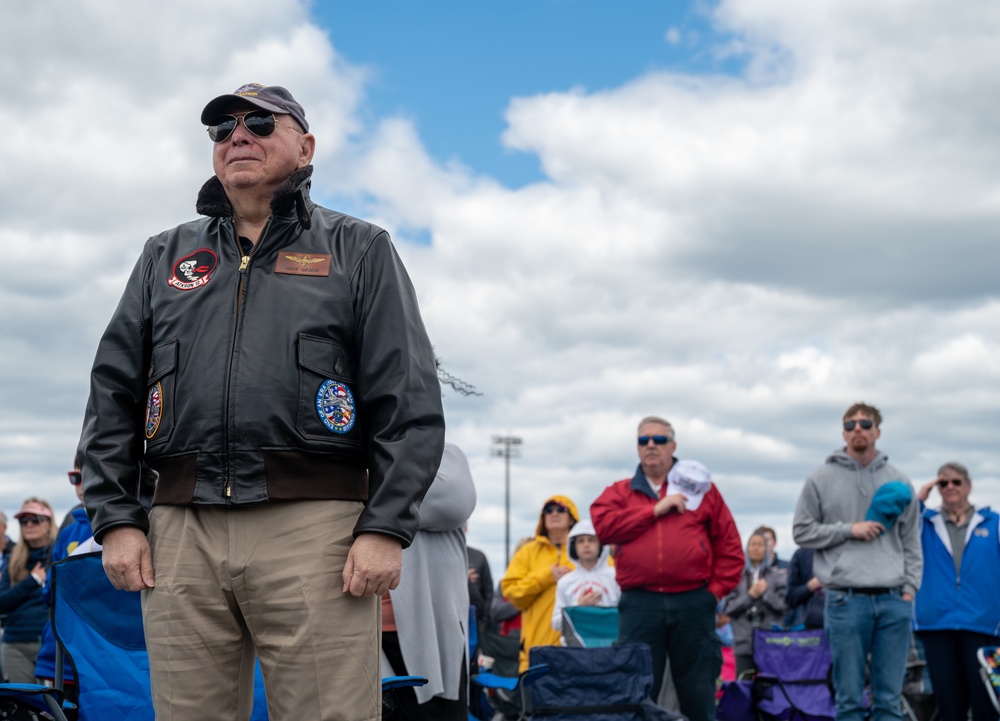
left=18, top=514, right=47, bottom=527
left=206, top=111, right=302, bottom=143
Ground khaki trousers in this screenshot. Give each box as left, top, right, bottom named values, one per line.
left=142, top=501, right=380, bottom=721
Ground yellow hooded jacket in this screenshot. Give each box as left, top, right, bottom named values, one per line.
left=500, top=494, right=579, bottom=672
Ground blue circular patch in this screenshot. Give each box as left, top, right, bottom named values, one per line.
left=316, top=379, right=356, bottom=434
left=145, top=382, right=163, bottom=439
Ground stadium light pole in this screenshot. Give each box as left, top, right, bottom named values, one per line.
left=491, top=434, right=523, bottom=568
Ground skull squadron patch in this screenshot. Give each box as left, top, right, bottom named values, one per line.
left=168, top=248, right=219, bottom=291
left=315, top=379, right=356, bottom=434
left=145, top=382, right=163, bottom=439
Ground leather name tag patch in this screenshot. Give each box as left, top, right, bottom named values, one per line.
left=274, top=250, right=332, bottom=277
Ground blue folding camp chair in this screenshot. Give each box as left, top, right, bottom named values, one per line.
left=51, top=552, right=153, bottom=721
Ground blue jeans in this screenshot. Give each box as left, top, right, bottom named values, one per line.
left=824, top=588, right=912, bottom=721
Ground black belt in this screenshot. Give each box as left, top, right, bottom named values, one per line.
left=830, top=587, right=895, bottom=595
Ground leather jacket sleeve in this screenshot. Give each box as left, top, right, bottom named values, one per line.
left=344, top=229, right=446, bottom=545
left=78, top=250, right=154, bottom=541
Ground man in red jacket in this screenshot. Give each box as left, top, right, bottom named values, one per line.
left=591, top=416, right=744, bottom=721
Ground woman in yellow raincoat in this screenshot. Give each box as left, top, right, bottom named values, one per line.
left=500, top=494, right=579, bottom=672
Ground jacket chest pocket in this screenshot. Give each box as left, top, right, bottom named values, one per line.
left=144, top=339, right=178, bottom=447
left=296, top=333, right=362, bottom=445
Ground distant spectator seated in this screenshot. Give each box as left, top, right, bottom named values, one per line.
left=551, top=519, right=620, bottom=642
left=722, top=530, right=787, bottom=677
left=785, top=547, right=824, bottom=629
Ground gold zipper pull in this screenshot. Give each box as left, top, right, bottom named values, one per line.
left=239, top=255, right=250, bottom=272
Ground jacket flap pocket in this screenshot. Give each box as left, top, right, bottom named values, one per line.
left=298, top=333, right=355, bottom=382
left=147, top=339, right=178, bottom=384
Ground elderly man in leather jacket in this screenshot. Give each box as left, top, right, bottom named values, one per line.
left=78, top=83, right=445, bottom=721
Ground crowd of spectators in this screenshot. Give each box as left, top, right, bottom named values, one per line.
left=471, top=403, right=1000, bottom=721
left=3, top=402, right=1000, bottom=721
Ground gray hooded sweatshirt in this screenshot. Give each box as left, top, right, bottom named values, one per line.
left=792, top=449, right=922, bottom=597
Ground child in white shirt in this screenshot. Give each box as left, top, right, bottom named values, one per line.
left=551, top=519, right=621, bottom=638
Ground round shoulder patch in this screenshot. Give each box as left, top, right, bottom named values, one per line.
left=145, top=382, right=163, bottom=439
left=316, top=380, right=356, bottom=434
left=168, top=248, right=219, bottom=291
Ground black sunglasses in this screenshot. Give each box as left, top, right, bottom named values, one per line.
left=68, top=470, right=82, bottom=486
left=543, top=504, right=568, bottom=514
left=638, top=435, right=673, bottom=446
left=843, top=419, right=874, bottom=431
left=206, top=111, right=301, bottom=143
left=937, top=478, right=964, bottom=488
left=18, top=515, right=47, bottom=527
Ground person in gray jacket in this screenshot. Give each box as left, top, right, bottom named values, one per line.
left=793, top=402, right=921, bottom=721
left=722, top=530, right=787, bottom=677
left=381, top=442, right=476, bottom=720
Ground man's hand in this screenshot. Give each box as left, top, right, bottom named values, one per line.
left=850, top=521, right=885, bottom=541
left=343, top=533, right=403, bottom=598
left=917, top=479, right=937, bottom=504
left=468, top=567, right=480, bottom=583
left=902, top=592, right=913, bottom=602
left=102, top=526, right=155, bottom=591
left=748, top=579, right=768, bottom=599
left=654, top=493, right=687, bottom=518
left=806, top=576, right=823, bottom=592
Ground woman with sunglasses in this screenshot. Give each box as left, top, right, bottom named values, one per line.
left=500, top=495, right=579, bottom=673
left=0, top=497, right=57, bottom=683
left=914, top=462, right=1000, bottom=721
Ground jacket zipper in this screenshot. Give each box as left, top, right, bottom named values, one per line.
left=224, top=217, right=271, bottom=500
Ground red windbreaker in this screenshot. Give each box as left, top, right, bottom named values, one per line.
left=591, top=469, right=744, bottom=600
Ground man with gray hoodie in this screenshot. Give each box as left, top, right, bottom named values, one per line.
left=793, top=402, right=921, bottom=721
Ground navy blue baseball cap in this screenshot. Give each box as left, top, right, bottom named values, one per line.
left=201, top=83, right=309, bottom=132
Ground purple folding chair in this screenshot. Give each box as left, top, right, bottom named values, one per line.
left=750, top=628, right=835, bottom=721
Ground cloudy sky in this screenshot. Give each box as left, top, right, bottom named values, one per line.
left=2, top=0, right=999, bottom=579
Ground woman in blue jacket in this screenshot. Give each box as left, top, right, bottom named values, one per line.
left=0, top=498, right=57, bottom=683
left=915, top=462, right=1000, bottom=721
